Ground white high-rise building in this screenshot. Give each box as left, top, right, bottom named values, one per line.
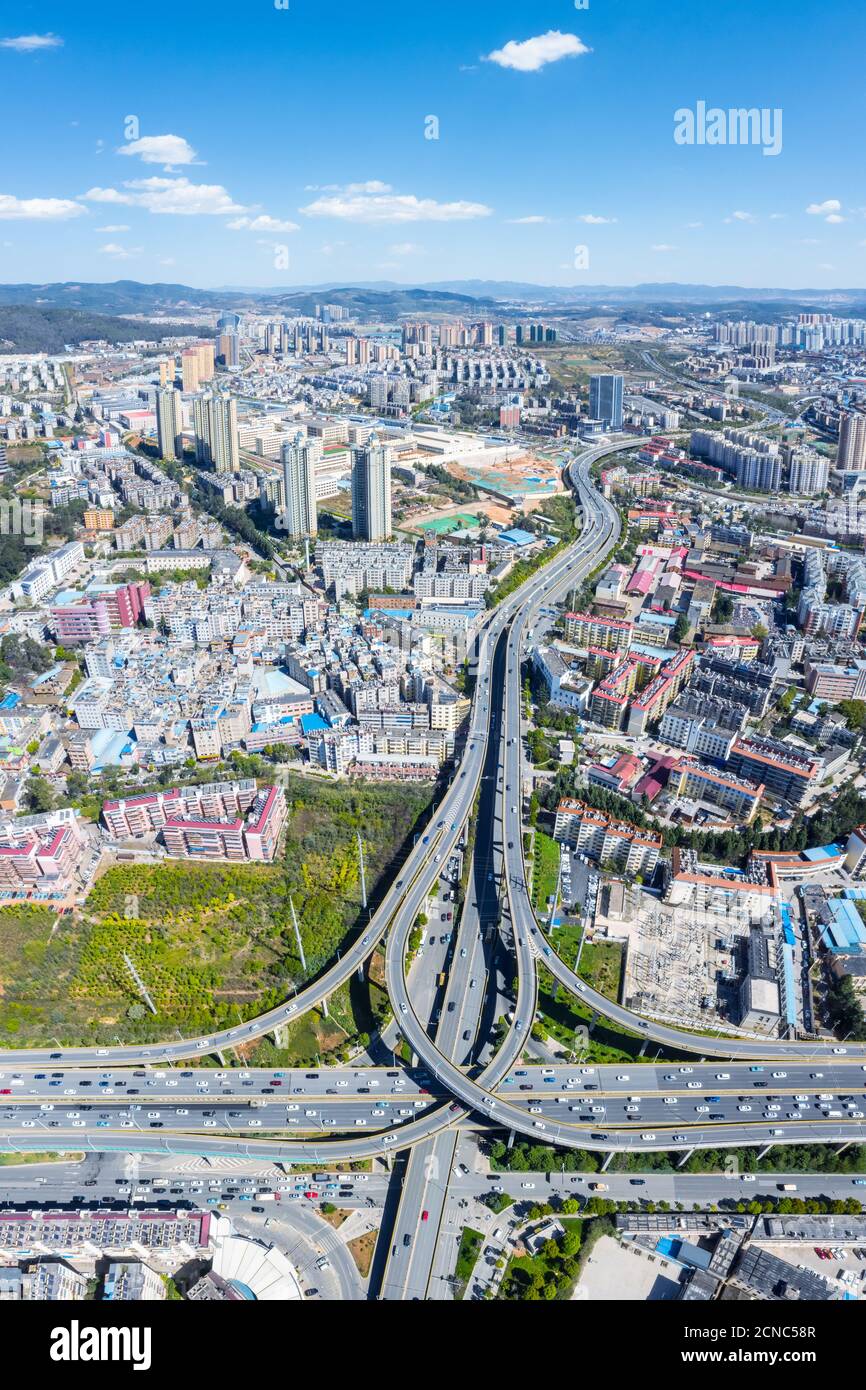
left=194, top=394, right=239, bottom=473
left=156, top=387, right=183, bottom=461
left=351, top=440, right=392, bottom=542
left=280, top=433, right=320, bottom=539
left=837, top=412, right=866, bottom=471
left=788, top=450, right=829, bottom=496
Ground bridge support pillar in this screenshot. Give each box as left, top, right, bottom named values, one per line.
left=756, top=1145, right=773, bottom=1162
left=638, top=1041, right=648, bottom=1057
left=271, top=1026, right=287, bottom=1048
left=587, top=1011, right=599, bottom=1035
left=506, top=1130, right=516, bottom=1151
left=676, top=1148, right=695, bottom=1169
left=216, top=1050, right=226, bottom=1065
left=600, top=1151, right=613, bottom=1172
left=321, top=996, right=329, bottom=1020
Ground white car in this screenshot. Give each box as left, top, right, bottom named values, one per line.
left=715, top=1073, right=730, bottom=1080
left=833, top=1048, right=847, bottom=1055
left=687, top=1082, right=702, bottom=1090
left=772, top=1071, right=787, bottom=1079
left=521, top=1182, right=535, bottom=1190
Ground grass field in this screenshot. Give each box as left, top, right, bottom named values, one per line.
left=454, top=1227, right=484, bottom=1297
left=0, top=775, right=434, bottom=1050
left=531, top=832, right=560, bottom=915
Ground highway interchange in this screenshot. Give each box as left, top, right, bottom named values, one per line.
left=2, top=439, right=866, bottom=1299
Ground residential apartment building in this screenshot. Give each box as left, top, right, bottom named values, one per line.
left=554, top=798, right=662, bottom=877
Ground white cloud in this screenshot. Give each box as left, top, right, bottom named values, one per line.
left=0, top=194, right=85, bottom=220
left=506, top=215, right=551, bottom=224
left=726, top=210, right=756, bottom=223
left=769, top=212, right=786, bottom=220
left=806, top=199, right=841, bottom=216
left=577, top=213, right=617, bottom=224
left=228, top=214, right=299, bottom=232
left=305, top=180, right=391, bottom=194
left=83, top=177, right=246, bottom=216
left=651, top=243, right=676, bottom=252
left=484, top=31, right=591, bottom=73
left=95, top=223, right=129, bottom=232
left=388, top=241, right=424, bottom=255
left=0, top=33, right=63, bottom=52
left=159, top=257, right=176, bottom=267
left=825, top=213, right=845, bottom=224
left=99, top=242, right=142, bottom=259
left=685, top=221, right=703, bottom=228
left=300, top=185, right=492, bottom=223
left=117, top=134, right=199, bottom=168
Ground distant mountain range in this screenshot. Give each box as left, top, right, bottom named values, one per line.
left=2, top=279, right=866, bottom=353
left=1, top=279, right=866, bottom=318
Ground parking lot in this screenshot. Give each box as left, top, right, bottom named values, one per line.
left=758, top=1241, right=866, bottom=1295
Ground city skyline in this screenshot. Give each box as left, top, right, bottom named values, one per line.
left=1, top=0, right=865, bottom=289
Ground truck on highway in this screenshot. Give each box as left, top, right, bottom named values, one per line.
left=778, top=1183, right=798, bottom=1192
left=255, top=1192, right=277, bottom=1202
left=437, top=972, right=447, bottom=987
left=588, top=1182, right=609, bottom=1192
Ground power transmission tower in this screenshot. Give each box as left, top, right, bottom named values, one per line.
left=289, top=896, right=307, bottom=973
left=122, top=953, right=157, bottom=1016
left=357, top=832, right=367, bottom=910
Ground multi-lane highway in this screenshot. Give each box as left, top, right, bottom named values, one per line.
left=2, top=439, right=866, bottom=1180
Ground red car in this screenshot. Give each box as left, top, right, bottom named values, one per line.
left=0, top=1089, right=10, bottom=1095
left=421, top=1210, right=429, bottom=1222
left=271, top=1081, right=282, bottom=1087
left=304, top=1190, right=319, bottom=1199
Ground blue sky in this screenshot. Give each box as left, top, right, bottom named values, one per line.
left=2, top=0, right=865, bottom=289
